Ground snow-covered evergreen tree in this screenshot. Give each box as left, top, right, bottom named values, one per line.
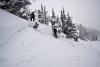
left=60, top=8, right=67, bottom=27
left=64, top=12, right=77, bottom=39
left=43, top=6, right=48, bottom=24
left=60, top=8, right=78, bottom=40
left=38, top=4, right=48, bottom=24
left=57, top=16, right=61, bottom=27
left=51, top=8, right=57, bottom=26
left=41, top=4, right=43, bottom=11
left=0, top=0, right=31, bottom=20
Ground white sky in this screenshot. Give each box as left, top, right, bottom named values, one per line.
left=29, top=0, right=100, bottom=31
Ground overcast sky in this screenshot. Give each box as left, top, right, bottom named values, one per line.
left=29, top=0, right=100, bottom=31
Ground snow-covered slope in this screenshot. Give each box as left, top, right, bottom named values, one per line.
left=0, top=9, right=28, bottom=45
left=0, top=9, right=100, bottom=67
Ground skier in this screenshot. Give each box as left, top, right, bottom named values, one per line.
left=30, top=12, right=35, bottom=21
left=52, top=26, right=58, bottom=38
left=74, top=36, right=78, bottom=42
left=33, top=22, right=39, bottom=30
left=74, top=30, right=79, bottom=42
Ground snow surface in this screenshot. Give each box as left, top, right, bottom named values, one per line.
left=0, top=9, right=100, bottom=67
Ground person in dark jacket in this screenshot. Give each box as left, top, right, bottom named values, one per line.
left=30, top=12, right=35, bottom=21
left=53, top=27, right=58, bottom=38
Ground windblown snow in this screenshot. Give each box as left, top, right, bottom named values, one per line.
left=0, top=9, right=100, bottom=67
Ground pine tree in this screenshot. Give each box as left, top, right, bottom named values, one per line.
left=38, top=4, right=48, bottom=24
left=52, top=8, right=56, bottom=18
left=60, top=8, right=67, bottom=28
left=60, top=10, right=77, bottom=40
left=62, top=8, right=67, bottom=20
left=43, top=5, right=48, bottom=24
left=60, top=8, right=67, bottom=33
left=57, top=16, right=61, bottom=27
left=41, top=4, right=43, bottom=11
left=38, top=4, right=45, bottom=23
left=57, top=16, right=62, bottom=33
left=51, top=8, right=56, bottom=26
left=56, top=16, right=59, bottom=26
left=64, top=12, right=77, bottom=38
left=60, top=10, right=63, bottom=25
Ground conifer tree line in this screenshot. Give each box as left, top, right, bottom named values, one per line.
left=77, top=24, right=100, bottom=41
left=37, top=4, right=78, bottom=40
left=0, top=0, right=100, bottom=41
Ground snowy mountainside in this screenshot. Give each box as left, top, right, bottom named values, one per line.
left=0, top=9, right=28, bottom=45
left=0, top=9, right=100, bottom=67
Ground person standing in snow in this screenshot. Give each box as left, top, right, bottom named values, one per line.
left=30, top=12, right=35, bottom=22
left=74, top=30, right=79, bottom=42
left=32, top=10, right=40, bottom=30
left=52, top=26, right=58, bottom=38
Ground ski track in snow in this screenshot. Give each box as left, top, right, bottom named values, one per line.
left=1, top=26, right=28, bottom=46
